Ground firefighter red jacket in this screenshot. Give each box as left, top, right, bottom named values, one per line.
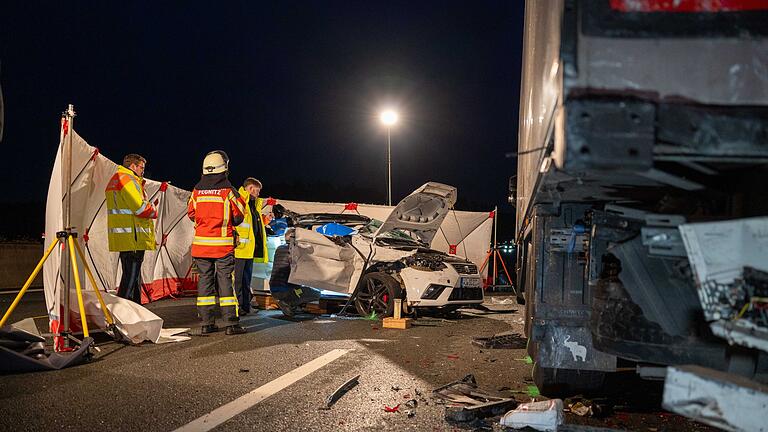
left=187, top=175, right=246, bottom=259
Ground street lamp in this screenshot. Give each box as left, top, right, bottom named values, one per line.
left=379, top=109, right=398, bottom=206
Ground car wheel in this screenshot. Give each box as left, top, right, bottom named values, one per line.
left=355, top=272, right=401, bottom=318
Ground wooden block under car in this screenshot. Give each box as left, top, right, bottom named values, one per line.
left=251, top=292, right=280, bottom=310
left=382, top=317, right=412, bottom=329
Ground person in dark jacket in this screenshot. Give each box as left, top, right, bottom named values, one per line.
left=269, top=230, right=320, bottom=317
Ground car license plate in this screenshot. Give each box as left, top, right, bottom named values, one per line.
left=460, top=277, right=481, bottom=288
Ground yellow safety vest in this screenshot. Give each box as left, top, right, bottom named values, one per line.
left=234, top=187, right=268, bottom=262
left=105, top=166, right=157, bottom=252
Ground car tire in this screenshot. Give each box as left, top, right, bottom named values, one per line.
left=354, top=272, right=401, bottom=318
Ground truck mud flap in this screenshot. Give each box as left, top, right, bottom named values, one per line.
left=531, top=324, right=615, bottom=372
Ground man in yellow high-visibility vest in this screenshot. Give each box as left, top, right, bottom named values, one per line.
left=234, top=177, right=268, bottom=315
left=105, top=154, right=158, bottom=303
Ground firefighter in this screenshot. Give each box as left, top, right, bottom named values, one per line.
left=188, top=150, right=247, bottom=335
left=105, top=154, right=157, bottom=304
left=234, top=177, right=268, bottom=316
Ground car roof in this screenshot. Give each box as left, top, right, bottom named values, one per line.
left=294, top=213, right=372, bottom=228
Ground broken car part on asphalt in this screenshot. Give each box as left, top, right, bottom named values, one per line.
left=432, top=374, right=517, bottom=422
left=318, top=374, right=360, bottom=410
left=471, top=331, right=527, bottom=349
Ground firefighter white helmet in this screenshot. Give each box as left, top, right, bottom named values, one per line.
left=202, top=150, right=229, bottom=174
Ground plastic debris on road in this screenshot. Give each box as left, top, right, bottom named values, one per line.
left=501, top=398, right=564, bottom=431
left=384, top=404, right=400, bottom=413
left=319, top=374, right=360, bottom=410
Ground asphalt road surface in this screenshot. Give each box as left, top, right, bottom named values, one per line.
left=1, top=291, right=716, bottom=431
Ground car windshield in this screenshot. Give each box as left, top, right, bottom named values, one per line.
left=362, top=219, right=425, bottom=246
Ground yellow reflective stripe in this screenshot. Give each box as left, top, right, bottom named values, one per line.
left=239, top=222, right=251, bottom=229
left=193, top=237, right=233, bottom=246
left=196, top=296, right=217, bottom=306
left=197, top=196, right=224, bottom=203
left=194, top=236, right=232, bottom=241
left=222, top=198, right=230, bottom=237
left=108, top=209, right=133, bottom=215
left=136, top=201, right=151, bottom=215
left=231, top=193, right=245, bottom=214
left=238, top=238, right=249, bottom=244
left=219, top=296, right=238, bottom=307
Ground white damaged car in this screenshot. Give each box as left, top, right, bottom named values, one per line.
left=283, top=182, right=484, bottom=317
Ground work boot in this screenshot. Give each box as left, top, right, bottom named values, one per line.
left=201, top=324, right=219, bottom=334
left=275, top=299, right=294, bottom=318
left=225, top=325, right=247, bottom=335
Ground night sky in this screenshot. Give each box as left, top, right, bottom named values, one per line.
left=0, top=1, right=524, bottom=239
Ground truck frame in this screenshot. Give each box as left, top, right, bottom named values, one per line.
left=514, top=0, right=768, bottom=394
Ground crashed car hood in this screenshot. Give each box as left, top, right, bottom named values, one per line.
left=375, top=182, right=457, bottom=245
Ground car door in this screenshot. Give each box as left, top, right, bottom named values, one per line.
left=287, top=227, right=359, bottom=293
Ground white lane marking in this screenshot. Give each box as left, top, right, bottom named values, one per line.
left=243, top=322, right=265, bottom=330
left=173, top=348, right=351, bottom=432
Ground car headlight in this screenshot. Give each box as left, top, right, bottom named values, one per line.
left=404, top=255, right=447, bottom=271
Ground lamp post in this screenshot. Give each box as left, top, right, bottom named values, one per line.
left=379, top=109, right=398, bottom=206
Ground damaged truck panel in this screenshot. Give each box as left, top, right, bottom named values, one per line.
left=515, top=0, right=768, bottom=394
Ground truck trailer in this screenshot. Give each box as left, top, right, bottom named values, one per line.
left=514, top=0, right=768, bottom=396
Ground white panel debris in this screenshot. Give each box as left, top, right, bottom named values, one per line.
left=679, top=217, right=768, bottom=287
left=710, top=319, right=768, bottom=353
left=501, top=399, right=564, bottom=432
left=663, top=365, right=768, bottom=432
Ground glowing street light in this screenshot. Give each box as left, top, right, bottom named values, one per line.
left=379, top=109, right=399, bottom=205
left=380, top=110, right=398, bottom=126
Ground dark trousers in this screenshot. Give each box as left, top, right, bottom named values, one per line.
left=118, top=250, right=145, bottom=304
left=234, top=257, right=254, bottom=314
left=195, top=253, right=238, bottom=325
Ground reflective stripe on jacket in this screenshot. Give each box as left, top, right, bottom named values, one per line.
left=105, top=165, right=157, bottom=252
left=234, top=188, right=268, bottom=262
left=188, top=187, right=246, bottom=258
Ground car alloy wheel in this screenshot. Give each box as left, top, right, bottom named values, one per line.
left=355, top=272, right=400, bottom=318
